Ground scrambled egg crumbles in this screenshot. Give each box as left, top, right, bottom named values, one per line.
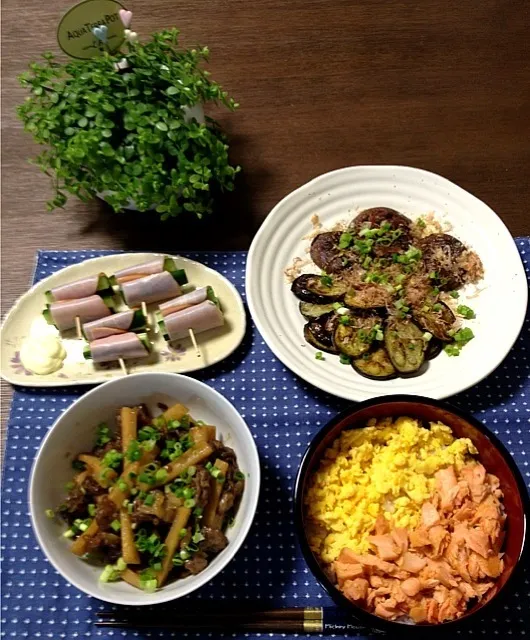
left=305, top=417, right=477, bottom=563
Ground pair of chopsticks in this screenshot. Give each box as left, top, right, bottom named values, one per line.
left=96, top=607, right=384, bottom=634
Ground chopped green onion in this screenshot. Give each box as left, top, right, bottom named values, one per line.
left=117, top=480, right=128, bottom=493
left=338, top=232, right=353, bottom=249
left=127, top=503, right=134, bottom=514
left=95, top=422, right=112, bottom=447
left=65, top=481, right=75, bottom=491
left=116, top=557, right=127, bottom=571
left=193, top=507, right=203, bottom=517
left=142, top=579, right=158, bottom=593
left=454, top=327, right=474, bottom=344
left=187, top=466, right=196, bottom=477
left=143, top=494, right=155, bottom=506
left=63, top=529, right=75, bottom=538
left=45, top=509, right=55, bottom=519
left=172, top=556, right=184, bottom=566
left=192, top=530, right=205, bottom=544
left=444, top=344, right=461, bottom=357
left=320, top=273, right=333, bottom=288
left=338, top=315, right=350, bottom=325
left=184, top=498, right=196, bottom=508
left=183, top=487, right=195, bottom=499
left=167, top=419, right=181, bottom=430
left=423, top=332, right=433, bottom=341
left=110, top=519, right=121, bottom=532
left=315, top=351, right=324, bottom=361
left=432, top=303, right=442, bottom=312
left=339, top=354, right=351, bottom=365
left=332, top=302, right=342, bottom=310
left=234, top=471, right=245, bottom=481
left=87, top=504, right=96, bottom=517
left=155, top=468, right=168, bottom=483
left=449, top=290, right=460, bottom=299
left=179, top=528, right=187, bottom=538
left=416, top=217, right=426, bottom=228
left=180, top=548, right=191, bottom=560
left=457, top=305, right=476, bottom=319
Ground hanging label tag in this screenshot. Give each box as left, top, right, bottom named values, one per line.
left=57, top=0, right=126, bottom=59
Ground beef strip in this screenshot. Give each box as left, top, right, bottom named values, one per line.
left=192, top=467, right=212, bottom=509
left=59, top=486, right=87, bottom=523
left=184, top=551, right=208, bottom=575
left=95, top=495, right=119, bottom=530
left=200, top=527, right=228, bottom=554
left=81, top=476, right=107, bottom=498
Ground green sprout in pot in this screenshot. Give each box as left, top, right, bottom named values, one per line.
left=17, top=28, right=240, bottom=220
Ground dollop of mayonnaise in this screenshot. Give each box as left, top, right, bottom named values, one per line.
left=20, top=318, right=67, bottom=375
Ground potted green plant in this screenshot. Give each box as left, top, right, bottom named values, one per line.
left=17, top=28, right=240, bottom=220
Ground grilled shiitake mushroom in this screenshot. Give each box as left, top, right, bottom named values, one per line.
left=349, top=207, right=412, bottom=256
left=418, top=233, right=467, bottom=290
left=310, top=232, right=355, bottom=273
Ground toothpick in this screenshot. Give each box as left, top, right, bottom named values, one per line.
left=140, top=301, right=152, bottom=330
left=188, top=328, right=201, bottom=358
left=118, top=358, right=128, bottom=375
left=75, top=316, right=83, bottom=340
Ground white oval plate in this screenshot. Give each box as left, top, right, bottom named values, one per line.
left=246, top=166, right=527, bottom=402
left=1, top=253, right=246, bottom=387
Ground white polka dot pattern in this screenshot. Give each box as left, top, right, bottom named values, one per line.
left=1, top=245, right=529, bottom=639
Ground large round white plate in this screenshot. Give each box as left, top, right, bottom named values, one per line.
left=246, top=166, right=527, bottom=402
left=1, top=253, right=246, bottom=387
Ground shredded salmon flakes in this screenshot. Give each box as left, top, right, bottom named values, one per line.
left=334, top=462, right=505, bottom=624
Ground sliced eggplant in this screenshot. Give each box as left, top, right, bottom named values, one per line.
left=425, top=338, right=443, bottom=360
left=291, top=274, right=348, bottom=304
left=418, top=233, right=467, bottom=290
left=413, top=302, right=455, bottom=341
left=352, top=348, right=397, bottom=380
left=299, top=301, right=337, bottom=320
left=310, top=232, right=355, bottom=273
left=303, top=320, right=339, bottom=355
left=344, top=284, right=391, bottom=309
left=333, top=313, right=381, bottom=358
left=348, top=207, right=412, bottom=256
left=384, top=318, right=425, bottom=373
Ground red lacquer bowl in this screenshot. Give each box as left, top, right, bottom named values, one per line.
left=294, top=395, right=529, bottom=635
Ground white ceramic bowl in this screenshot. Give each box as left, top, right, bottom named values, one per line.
left=246, top=165, right=527, bottom=402
left=29, top=372, right=260, bottom=605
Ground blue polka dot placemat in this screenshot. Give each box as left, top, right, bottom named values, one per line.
left=2, top=243, right=529, bottom=640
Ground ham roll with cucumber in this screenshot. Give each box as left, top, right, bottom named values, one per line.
left=159, top=300, right=224, bottom=342
left=45, top=273, right=113, bottom=303
left=119, top=270, right=188, bottom=307
left=110, top=257, right=187, bottom=286
left=159, top=286, right=217, bottom=317
left=82, top=309, right=147, bottom=341
left=43, top=295, right=115, bottom=331
left=83, top=332, right=151, bottom=363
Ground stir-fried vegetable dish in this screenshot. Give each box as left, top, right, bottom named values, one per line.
left=55, top=402, right=244, bottom=591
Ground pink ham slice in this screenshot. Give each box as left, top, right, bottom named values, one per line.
left=113, top=258, right=165, bottom=284
left=50, top=295, right=111, bottom=331
left=159, top=287, right=209, bottom=317
left=164, top=300, right=224, bottom=341
left=121, top=271, right=181, bottom=307
left=90, top=333, right=149, bottom=363
left=83, top=309, right=136, bottom=342
left=49, top=275, right=100, bottom=302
